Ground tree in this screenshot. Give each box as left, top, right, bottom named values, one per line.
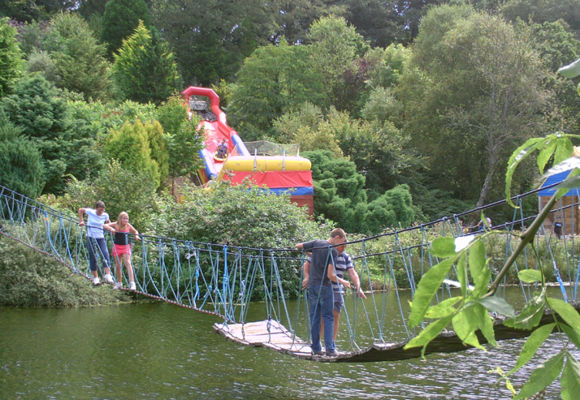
left=144, top=119, right=169, bottom=186
left=113, top=20, right=181, bottom=104
left=0, top=17, right=23, bottom=97
left=42, top=12, right=113, bottom=101
left=156, top=95, right=204, bottom=183
left=268, top=0, right=347, bottom=45
left=272, top=103, right=343, bottom=156
left=151, top=0, right=276, bottom=85
left=302, top=150, right=368, bottom=232
left=0, top=0, right=76, bottom=22
left=0, top=115, right=45, bottom=198
left=343, top=0, right=446, bottom=46
left=228, top=40, right=325, bottom=139
left=0, top=74, right=100, bottom=194
left=103, top=119, right=160, bottom=190
left=62, top=159, right=160, bottom=231
left=407, top=132, right=580, bottom=399
left=307, top=15, right=369, bottom=111
left=526, top=20, right=580, bottom=135
left=101, top=0, right=150, bottom=55
left=398, top=4, right=551, bottom=206
left=501, top=0, right=580, bottom=37
left=365, top=184, right=415, bottom=233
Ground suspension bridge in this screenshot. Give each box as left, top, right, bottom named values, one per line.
left=1, top=184, right=579, bottom=362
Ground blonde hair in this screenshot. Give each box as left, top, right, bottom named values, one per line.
left=117, top=211, right=129, bottom=229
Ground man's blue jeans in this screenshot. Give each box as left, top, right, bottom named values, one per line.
left=309, top=284, right=335, bottom=353
left=87, top=237, right=110, bottom=271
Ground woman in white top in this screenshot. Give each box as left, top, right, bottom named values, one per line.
left=78, top=200, right=115, bottom=285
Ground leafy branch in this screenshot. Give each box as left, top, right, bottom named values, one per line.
left=404, top=132, right=580, bottom=398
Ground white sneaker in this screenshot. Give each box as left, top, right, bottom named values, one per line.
left=129, top=282, right=136, bottom=291
left=92, top=277, right=100, bottom=286
left=104, top=274, right=114, bottom=284
left=113, top=282, right=123, bottom=290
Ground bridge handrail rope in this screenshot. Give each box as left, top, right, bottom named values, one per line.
left=1, top=182, right=579, bottom=356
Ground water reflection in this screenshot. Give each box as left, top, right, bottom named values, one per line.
left=0, top=293, right=576, bottom=399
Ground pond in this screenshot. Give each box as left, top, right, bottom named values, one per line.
left=0, top=288, right=575, bottom=399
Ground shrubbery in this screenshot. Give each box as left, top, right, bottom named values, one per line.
left=0, top=236, right=129, bottom=307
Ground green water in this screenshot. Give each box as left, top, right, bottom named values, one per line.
left=0, top=291, right=575, bottom=399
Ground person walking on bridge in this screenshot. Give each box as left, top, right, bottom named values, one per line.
left=78, top=201, right=115, bottom=286
left=295, top=228, right=351, bottom=356
left=303, top=240, right=366, bottom=343
left=105, top=211, right=140, bottom=291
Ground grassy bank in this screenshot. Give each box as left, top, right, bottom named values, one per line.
left=0, top=235, right=133, bottom=307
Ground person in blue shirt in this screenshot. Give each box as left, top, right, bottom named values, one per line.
left=78, top=201, right=115, bottom=286
left=302, top=240, right=366, bottom=342
left=295, top=228, right=350, bottom=356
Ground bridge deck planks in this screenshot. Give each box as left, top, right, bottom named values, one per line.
left=214, top=302, right=580, bottom=363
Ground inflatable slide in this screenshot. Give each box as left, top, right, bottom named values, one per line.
left=181, top=87, right=314, bottom=214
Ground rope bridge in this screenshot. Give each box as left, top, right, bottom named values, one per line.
left=1, top=184, right=579, bottom=362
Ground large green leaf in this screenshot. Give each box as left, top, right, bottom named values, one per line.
left=452, top=304, right=486, bottom=350
left=561, top=353, right=580, bottom=400
left=504, top=290, right=546, bottom=330
left=408, top=258, right=455, bottom=328
left=404, top=315, right=453, bottom=357
left=518, top=269, right=542, bottom=283
left=468, top=240, right=485, bottom=287
left=515, top=351, right=565, bottom=400
left=478, top=296, right=515, bottom=318
left=536, top=141, right=556, bottom=174
left=476, top=302, right=496, bottom=346
left=430, top=237, right=456, bottom=258
left=547, top=297, right=580, bottom=331
left=509, top=323, right=555, bottom=375
left=425, top=297, right=462, bottom=319
left=505, top=137, right=547, bottom=207
left=456, top=253, right=467, bottom=298
left=561, top=324, right=580, bottom=349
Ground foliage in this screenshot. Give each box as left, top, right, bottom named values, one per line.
left=342, top=0, right=446, bottom=46
left=398, top=4, right=551, bottom=207
left=150, top=0, right=275, bottom=85
left=405, top=132, right=580, bottom=398
left=157, top=95, right=204, bottom=179
left=151, top=182, right=328, bottom=296
left=57, top=159, right=161, bottom=231
left=0, top=115, right=45, bottom=198
left=228, top=40, right=326, bottom=140
left=0, top=236, right=129, bottom=307
left=0, top=17, right=23, bottom=97
left=0, top=74, right=101, bottom=194
left=145, top=119, right=169, bottom=185
left=42, top=12, right=113, bottom=101
left=0, top=0, right=76, bottom=22
left=303, top=150, right=366, bottom=230
left=307, top=15, right=369, bottom=112
left=101, top=0, right=151, bottom=55
left=103, top=119, right=161, bottom=190
left=113, top=20, right=181, bottom=104
left=272, top=103, right=343, bottom=155
left=501, top=0, right=580, bottom=37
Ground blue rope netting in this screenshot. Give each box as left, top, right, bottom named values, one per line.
left=0, top=183, right=578, bottom=351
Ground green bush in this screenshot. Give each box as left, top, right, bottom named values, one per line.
left=151, top=182, right=331, bottom=298
left=0, top=235, right=130, bottom=307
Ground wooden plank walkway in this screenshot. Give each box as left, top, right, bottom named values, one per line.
left=214, top=302, right=580, bottom=363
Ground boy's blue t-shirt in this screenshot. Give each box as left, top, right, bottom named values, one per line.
left=303, top=240, right=337, bottom=287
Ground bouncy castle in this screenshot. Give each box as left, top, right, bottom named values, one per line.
left=181, top=87, right=314, bottom=214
